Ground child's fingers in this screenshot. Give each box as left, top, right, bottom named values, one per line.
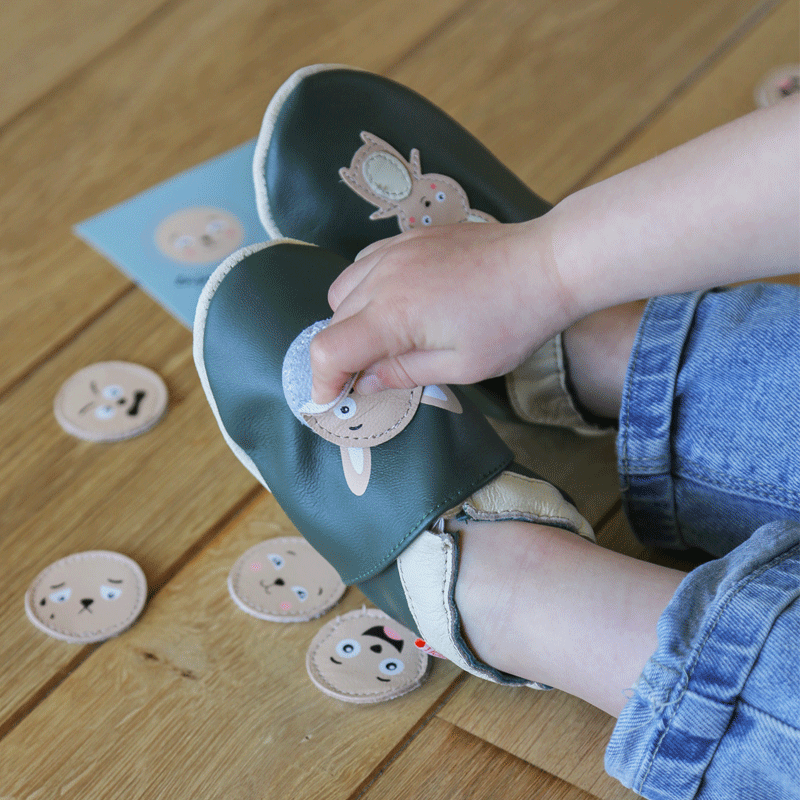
left=309, top=309, right=407, bottom=405
left=353, top=233, right=403, bottom=262
left=356, top=349, right=470, bottom=396
left=327, top=255, right=378, bottom=313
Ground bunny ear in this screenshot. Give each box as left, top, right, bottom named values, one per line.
left=421, top=385, right=463, bottom=414
left=339, top=132, right=414, bottom=210
left=409, top=148, right=422, bottom=179
left=340, top=446, right=371, bottom=496
left=360, top=150, right=412, bottom=202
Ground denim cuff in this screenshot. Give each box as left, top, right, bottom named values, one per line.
left=617, top=291, right=705, bottom=549
left=605, top=520, right=800, bottom=799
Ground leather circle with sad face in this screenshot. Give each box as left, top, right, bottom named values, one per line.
left=25, top=551, right=147, bottom=643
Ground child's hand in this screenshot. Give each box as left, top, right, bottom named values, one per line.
left=309, top=218, right=580, bottom=405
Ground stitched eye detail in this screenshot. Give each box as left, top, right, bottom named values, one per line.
left=49, top=588, right=71, bottom=603
left=102, top=385, right=123, bottom=400
left=268, top=554, right=285, bottom=570
left=335, top=639, right=361, bottom=658
left=378, top=658, right=405, bottom=676
left=334, top=400, right=357, bottom=420
left=95, top=405, right=115, bottom=420
left=291, top=586, right=308, bottom=602
left=422, top=215, right=432, bottom=226
left=100, top=585, right=122, bottom=600
left=206, top=219, right=226, bottom=234
left=435, top=192, right=446, bottom=202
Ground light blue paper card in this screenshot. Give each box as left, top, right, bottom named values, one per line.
left=74, top=140, right=266, bottom=328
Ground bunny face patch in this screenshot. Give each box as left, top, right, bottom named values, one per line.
left=283, top=320, right=462, bottom=496
left=339, top=132, right=497, bottom=232
left=25, top=551, right=147, bottom=643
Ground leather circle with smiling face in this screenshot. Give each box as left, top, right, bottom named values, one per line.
left=54, top=361, right=168, bottom=442
left=228, top=537, right=346, bottom=622
left=306, top=607, right=430, bottom=703
left=25, top=551, right=147, bottom=643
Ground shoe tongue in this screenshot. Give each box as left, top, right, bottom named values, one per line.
left=282, top=319, right=357, bottom=424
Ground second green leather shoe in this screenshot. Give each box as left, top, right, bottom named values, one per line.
left=194, top=239, right=595, bottom=687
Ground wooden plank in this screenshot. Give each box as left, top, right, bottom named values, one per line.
left=0, top=494, right=462, bottom=800
left=0, top=291, right=259, bottom=729
left=581, top=0, right=799, bottom=189
left=0, top=0, right=466, bottom=393
left=357, top=717, right=600, bottom=800
left=437, top=682, right=635, bottom=800
left=389, top=0, right=778, bottom=202
left=0, top=0, right=170, bottom=129
left=0, top=299, right=620, bottom=741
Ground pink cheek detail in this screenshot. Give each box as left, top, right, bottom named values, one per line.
left=384, top=626, right=402, bottom=640
left=280, top=601, right=291, bottom=610
left=430, top=183, right=436, bottom=190
left=250, top=562, right=262, bottom=571
left=409, top=217, right=415, bottom=224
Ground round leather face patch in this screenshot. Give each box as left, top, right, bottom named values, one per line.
left=306, top=608, right=430, bottom=704
left=303, top=383, right=423, bottom=449
left=154, top=206, right=245, bottom=266
left=25, top=551, right=147, bottom=643
left=228, top=537, right=346, bottom=622
left=54, top=361, right=168, bottom=442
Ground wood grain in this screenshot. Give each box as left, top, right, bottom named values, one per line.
left=438, top=681, right=635, bottom=800
left=0, top=290, right=258, bottom=729
left=0, top=0, right=465, bottom=393
left=357, top=717, right=601, bottom=800
left=581, top=0, right=799, bottom=189
left=0, top=494, right=462, bottom=800
left=389, top=0, right=781, bottom=201
left=0, top=0, right=170, bottom=129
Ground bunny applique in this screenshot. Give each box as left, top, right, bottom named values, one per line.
left=339, top=132, right=497, bottom=232
left=283, top=320, right=462, bottom=496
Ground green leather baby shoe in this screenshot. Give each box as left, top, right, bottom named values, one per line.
left=194, top=239, right=595, bottom=687
left=254, top=64, right=611, bottom=434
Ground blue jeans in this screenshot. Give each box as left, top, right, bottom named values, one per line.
left=606, top=284, right=800, bottom=799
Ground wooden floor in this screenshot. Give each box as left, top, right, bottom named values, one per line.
left=1, top=1, right=797, bottom=798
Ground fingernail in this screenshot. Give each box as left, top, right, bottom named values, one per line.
left=355, top=372, right=385, bottom=395
left=311, top=383, right=331, bottom=406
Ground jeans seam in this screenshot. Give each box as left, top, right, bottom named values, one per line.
left=735, top=697, right=800, bottom=736
left=620, top=300, right=656, bottom=488
left=636, top=543, right=800, bottom=794
left=676, top=457, right=800, bottom=507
